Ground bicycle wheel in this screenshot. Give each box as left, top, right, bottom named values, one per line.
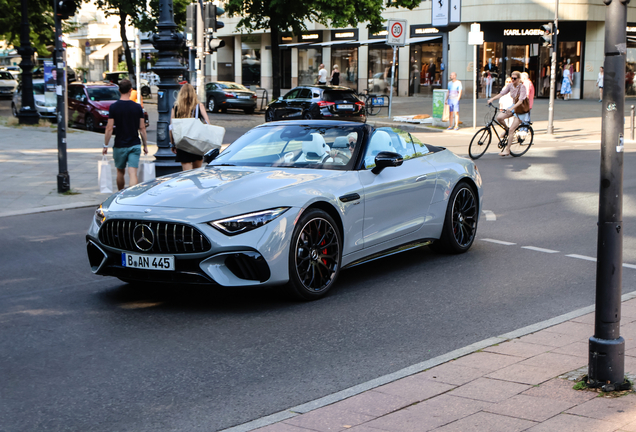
left=468, top=127, right=492, bottom=160
left=366, top=96, right=379, bottom=116
left=510, top=124, right=534, bottom=157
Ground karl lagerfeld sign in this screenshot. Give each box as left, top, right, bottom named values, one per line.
left=503, top=29, right=544, bottom=36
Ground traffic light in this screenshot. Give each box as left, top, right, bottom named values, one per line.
left=55, top=0, right=77, bottom=20
left=540, top=23, right=553, bottom=47
left=208, top=37, right=225, bottom=53
left=205, top=3, right=225, bottom=32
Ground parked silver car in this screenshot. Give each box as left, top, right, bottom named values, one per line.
left=0, top=71, right=18, bottom=98
left=11, top=79, right=56, bottom=119
left=86, top=121, right=483, bottom=300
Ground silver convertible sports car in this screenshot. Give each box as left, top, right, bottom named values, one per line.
left=86, top=121, right=483, bottom=300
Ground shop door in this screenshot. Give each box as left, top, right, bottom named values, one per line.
left=280, top=49, right=292, bottom=89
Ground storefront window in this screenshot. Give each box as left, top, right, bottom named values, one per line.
left=481, top=42, right=503, bottom=95
left=298, top=47, right=322, bottom=86
left=368, top=45, right=398, bottom=95
left=558, top=41, right=581, bottom=98
left=242, top=34, right=261, bottom=87
left=409, top=42, right=442, bottom=96
left=331, top=46, right=357, bottom=90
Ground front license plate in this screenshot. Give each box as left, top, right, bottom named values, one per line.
left=237, top=95, right=251, bottom=99
left=337, top=104, right=353, bottom=110
left=121, top=253, right=175, bottom=271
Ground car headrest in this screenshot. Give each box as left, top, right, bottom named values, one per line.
left=302, top=133, right=328, bottom=161
left=333, top=136, right=348, bottom=149
left=368, top=131, right=394, bottom=155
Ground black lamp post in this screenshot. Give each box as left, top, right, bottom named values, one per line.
left=150, top=0, right=186, bottom=176
left=17, top=0, right=39, bottom=125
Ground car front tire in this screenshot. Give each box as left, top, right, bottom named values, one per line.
left=11, top=102, right=17, bottom=117
left=207, top=98, right=216, bottom=112
left=286, top=209, right=342, bottom=301
left=431, top=181, right=478, bottom=254
left=265, top=108, right=275, bottom=122
left=86, top=115, right=95, bottom=132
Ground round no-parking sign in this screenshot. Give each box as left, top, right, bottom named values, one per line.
left=387, top=19, right=407, bottom=46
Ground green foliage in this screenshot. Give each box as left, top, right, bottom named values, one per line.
left=117, top=61, right=128, bottom=72
left=573, top=381, right=587, bottom=391
left=136, top=0, right=189, bottom=33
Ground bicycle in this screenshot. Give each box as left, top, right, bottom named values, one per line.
left=468, top=103, right=534, bottom=159
left=360, top=89, right=385, bottom=116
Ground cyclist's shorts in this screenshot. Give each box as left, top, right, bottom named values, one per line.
left=516, top=112, right=531, bottom=122
left=448, top=99, right=460, bottom=112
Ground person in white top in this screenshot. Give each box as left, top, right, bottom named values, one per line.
left=596, top=67, right=604, bottom=102
left=317, top=64, right=328, bottom=85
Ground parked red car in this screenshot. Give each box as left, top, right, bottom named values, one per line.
left=68, top=83, right=149, bottom=132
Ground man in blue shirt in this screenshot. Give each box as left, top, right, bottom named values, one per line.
left=446, top=72, right=462, bottom=131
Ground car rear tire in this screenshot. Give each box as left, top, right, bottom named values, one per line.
left=86, top=115, right=95, bottom=132
left=303, top=111, right=313, bottom=120
left=265, top=108, right=275, bottom=122
left=286, top=209, right=342, bottom=301
left=207, top=98, right=216, bottom=112
left=430, top=181, right=478, bottom=254
left=244, top=107, right=255, bottom=115
left=141, top=86, right=151, bottom=97
left=11, top=103, right=17, bottom=117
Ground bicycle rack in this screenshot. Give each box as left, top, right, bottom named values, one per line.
left=250, top=87, right=269, bottom=111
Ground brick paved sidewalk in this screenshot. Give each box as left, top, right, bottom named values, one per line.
left=233, top=296, right=636, bottom=432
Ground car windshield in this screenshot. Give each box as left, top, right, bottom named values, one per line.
left=217, top=82, right=247, bottom=90
left=322, top=90, right=359, bottom=102
left=209, top=124, right=364, bottom=170
left=87, top=87, right=120, bottom=101
left=0, top=72, right=14, bottom=80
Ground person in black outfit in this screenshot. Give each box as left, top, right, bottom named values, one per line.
left=103, top=79, right=148, bottom=190
left=330, top=65, right=340, bottom=86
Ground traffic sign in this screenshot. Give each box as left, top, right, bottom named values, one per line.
left=386, top=19, right=407, bottom=47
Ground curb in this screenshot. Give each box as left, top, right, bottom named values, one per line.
left=0, top=201, right=102, bottom=219
left=219, top=290, right=636, bottom=432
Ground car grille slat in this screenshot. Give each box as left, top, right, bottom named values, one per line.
left=98, top=219, right=211, bottom=254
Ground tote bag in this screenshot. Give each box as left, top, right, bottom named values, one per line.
left=138, top=156, right=156, bottom=183
left=98, top=155, right=113, bottom=194
left=172, top=104, right=225, bottom=156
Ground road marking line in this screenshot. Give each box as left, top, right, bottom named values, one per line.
left=482, top=210, right=496, bottom=221
left=566, top=254, right=597, bottom=262
left=521, top=246, right=560, bottom=253
left=481, top=238, right=516, bottom=246
left=624, top=263, right=636, bottom=269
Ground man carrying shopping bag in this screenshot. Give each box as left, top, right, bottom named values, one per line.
left=103, top=79, right=148, bottom=190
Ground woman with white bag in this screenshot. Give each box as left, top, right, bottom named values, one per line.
left=170, top=83, right=211, bottom=171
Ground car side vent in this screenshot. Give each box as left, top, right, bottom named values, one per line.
left=225, top=252, right=271, bottom=282
left=99, top=220, right=211, bottom=254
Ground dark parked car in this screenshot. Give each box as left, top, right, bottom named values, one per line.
left=265, top=85, right=366, bottom=123
left=205, top=81, right=257, bottom=114
left=103, top=71, right=151, bottom=98
left=67, top=83, right=149, bottom=132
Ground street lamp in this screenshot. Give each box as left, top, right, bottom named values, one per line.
left=150, top=0, right=186, bottom=176
left=17, top=0, right=39, bottom=125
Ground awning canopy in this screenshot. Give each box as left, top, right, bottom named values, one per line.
left=280, top=42, right=312, bottom=49
left=311, top=40, right=358, bottom=47
left=89, top=42, right=122, bottom=60
left=406, top=36, right=442, bottom=44
left=356, top=39, right=386, bottom=45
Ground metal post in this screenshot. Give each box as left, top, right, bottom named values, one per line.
left=196, top=0, right=205, bottom=102
left=588, top=0, right=630, bottom=392
left=136, top=29, right=142, bottom=104
left=630, top=105, right=634, bottom=140
left=441, top=32, right=449, bottom=90
left=473, top=43, right=477, bottom=130
left=388, top=45, right=397, bottom=119
left=54, top=3, right=70, bottom=193
left=547, top=0, right=558, bottom=134
left=150, top=0, right=186, bottom=176
left=17, top=0, right=38, bottom=125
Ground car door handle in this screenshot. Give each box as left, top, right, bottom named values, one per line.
left=415, top=175, right=428, bottom=182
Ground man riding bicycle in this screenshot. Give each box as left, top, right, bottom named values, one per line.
left=487, top=71, right=528, bottom=157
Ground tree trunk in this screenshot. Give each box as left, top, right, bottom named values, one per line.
left=270, top=19, right=281, bottom=99
left=119, top=12, right=136, bottom=88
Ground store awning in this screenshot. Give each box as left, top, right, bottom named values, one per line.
left=356, top=39, right=386, bottom=45
left=406, top=36, right=442, bottom=44
left=311, top=40, right=358, bottom=47
left=89, top=42, right=122, bottom=60
left=280, top=42, right=312, bottom=49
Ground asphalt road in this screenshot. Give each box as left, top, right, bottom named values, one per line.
left=2, top=129, right=636, bottom=431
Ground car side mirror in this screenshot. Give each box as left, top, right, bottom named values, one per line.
left=277, top=96, right=283, bottom=101
left=372, top=151, right=403, bottom=174
left=203, top=148, right=220, bottom=163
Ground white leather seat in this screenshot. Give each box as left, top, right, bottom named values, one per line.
left=297, top=133, right=328, bottom=163
left=364, top=130, right=394, bottom=168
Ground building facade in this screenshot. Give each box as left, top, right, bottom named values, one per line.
left=209, top=0, right=636, bottom=100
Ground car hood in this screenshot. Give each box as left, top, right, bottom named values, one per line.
left=0, top=79, right=17, bottom=86
left=114, top=166, right=340, bottom=209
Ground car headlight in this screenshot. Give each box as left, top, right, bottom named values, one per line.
left=209, top=207, right=289, bottom=236
left=94, top=205, right=106, bottom=228
left=97, top=110, right=109, bottom=116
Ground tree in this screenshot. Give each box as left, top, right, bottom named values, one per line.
left=225, top=0, right=420, bottom=99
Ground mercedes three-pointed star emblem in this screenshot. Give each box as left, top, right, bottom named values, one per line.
left=133, top=224, right=155, bottom=252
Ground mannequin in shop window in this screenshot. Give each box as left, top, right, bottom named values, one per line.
left=428, top=60, right=436, bottom=86
left=421, top=62, right=429, bottom=86
left=485, top=58, right=496, bottom=73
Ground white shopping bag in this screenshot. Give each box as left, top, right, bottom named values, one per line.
left=172, top=118, right=225, bottom=156
left=98, top=155, right=113, bottom=194
left=138, top=156, right=156, bottom=183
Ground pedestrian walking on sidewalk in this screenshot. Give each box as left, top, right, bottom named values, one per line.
left=103, top=79, right=148, bottom=190
left=596, top=66, right=604, bottom=102
left=487, top=71, right=528, bottom=157
left=561, top=62, right=572, bottom=100
left=317, top=64, right=328, bottom=85
left=521, top=72, right=535, bottom=122
left=446, top=72, right=462, bottom=130
left=330, top=65, right=340, bottom=86
left=169, top=83, right=211, bottom=171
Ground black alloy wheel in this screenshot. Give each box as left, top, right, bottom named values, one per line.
left=431, top=182, right=478, bottom=254
left=86, top=115, right=95, bottom=132
left=207, top=98, right=216, bottom=112
left=141, top=86, right=151, bottom=97
left=287, top=209, right=342, bottom=300
left=265, top=108, right=275, bottom=122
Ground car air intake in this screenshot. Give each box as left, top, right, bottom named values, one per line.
left=99, top=220, right=211, bottom=254
left=224, top=252, right=271, bottom=282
